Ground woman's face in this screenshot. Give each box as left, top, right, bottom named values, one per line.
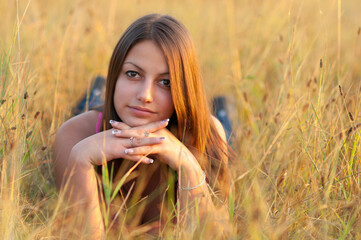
left=113, top=40, right=174, bottom=127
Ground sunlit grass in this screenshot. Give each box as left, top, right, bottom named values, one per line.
left=1, top=0, right=361, bottom=238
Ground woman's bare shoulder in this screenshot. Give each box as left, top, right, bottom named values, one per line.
left=211, top=115, right=227, bottom=142
left=56, top=110, right=101, bottom=140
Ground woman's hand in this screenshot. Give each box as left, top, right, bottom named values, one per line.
left=71, top=119, right=170, bottom=168
left=110, top=118, right=227, bottom=233
left=110, top=120, right=197, bottom=171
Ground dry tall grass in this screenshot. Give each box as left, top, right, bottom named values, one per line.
left=1, top=0, right=360, bottom=239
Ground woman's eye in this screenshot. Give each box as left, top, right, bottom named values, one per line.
left=126, top=71, right=140, bottom=78
left=160, top=79, right=171, bottom=88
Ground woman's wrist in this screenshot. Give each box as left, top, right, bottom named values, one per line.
left=179, top=170, right=206, bottom=190
left=70, top=141, right=94, bottom=171
left=175, top=148, right=206, bottom=191
left=175, top=147, right=198, bottom=171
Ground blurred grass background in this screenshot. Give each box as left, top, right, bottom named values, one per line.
left=1, top=0, right=361, bottom=238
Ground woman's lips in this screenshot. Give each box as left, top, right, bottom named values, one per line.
left=128, top=106, right=155, bottom=117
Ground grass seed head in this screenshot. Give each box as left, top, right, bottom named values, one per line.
left=274, top=112, right=280, bottom=124
left=34, top=111, right=40, bottom=119
left=262, top=93, right=268, bottom=102
left=339, top=85, right=343, bottom=97
left=339, top=132, right=343, bottom=139
left=243, top=92, right=248, bottom=102
left=302, top=103, right=309, bottom=112
left=247, top=129, right=252, bottom=138
left=26, top=131, right=33, bottom=139
left=276, top=170, right=287, bottom=188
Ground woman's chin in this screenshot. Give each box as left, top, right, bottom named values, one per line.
left=123, top=118, right=151, bottom=128
left=120, top=115, right=168, bottom=127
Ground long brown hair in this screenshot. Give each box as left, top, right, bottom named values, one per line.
left=102, top=14, right=231, bottom=199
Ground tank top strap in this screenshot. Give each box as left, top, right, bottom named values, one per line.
left=96, top=112, right=103, bottom=133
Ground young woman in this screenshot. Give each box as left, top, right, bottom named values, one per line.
left=53, top=14, right=231, bottom=238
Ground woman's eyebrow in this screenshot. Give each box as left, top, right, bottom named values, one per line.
left=124, top=62, right=144, bottom=72
left=123, top=61, right=169, bottom=75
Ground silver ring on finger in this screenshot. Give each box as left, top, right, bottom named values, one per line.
left=144, top=131, right=149, bottom=137
left=130, top=136, right=134, bottom=147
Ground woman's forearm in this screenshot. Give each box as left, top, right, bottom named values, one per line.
left=177, top=150, right=231, bottom=238
left=61, top=146, right=104, bottom=239
left=177, top=150, right=216, bottom=224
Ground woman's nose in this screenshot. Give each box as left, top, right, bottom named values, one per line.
left=137, top=80, right=153, bottom=103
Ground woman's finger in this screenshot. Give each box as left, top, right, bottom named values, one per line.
left=112, top=128, right=154, bottom=138
left=124, top=145, right=157, bottom=156
left=123, top=154, right=154, bottom=164
left=126, top=136, right=166, bottom=148
left=110, top=119, right=169, bottom=137
left=109, top=120, right=131, bottom=130
left=133, top=118, right=170, bottom=132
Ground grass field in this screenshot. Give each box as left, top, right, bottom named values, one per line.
left=1, top=0, right=361, bottom=238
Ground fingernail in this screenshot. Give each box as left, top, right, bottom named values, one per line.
left=110, top=120, right=117, bottom=124
left=124, top=149, right=133, bottom=154
left=161, top=119, right=170, bottom=124
left=146, top=158, right=154, bottom=164
left=112, top=130, right=121, bottom=134
left=159, top=137, right=166, bottom=141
